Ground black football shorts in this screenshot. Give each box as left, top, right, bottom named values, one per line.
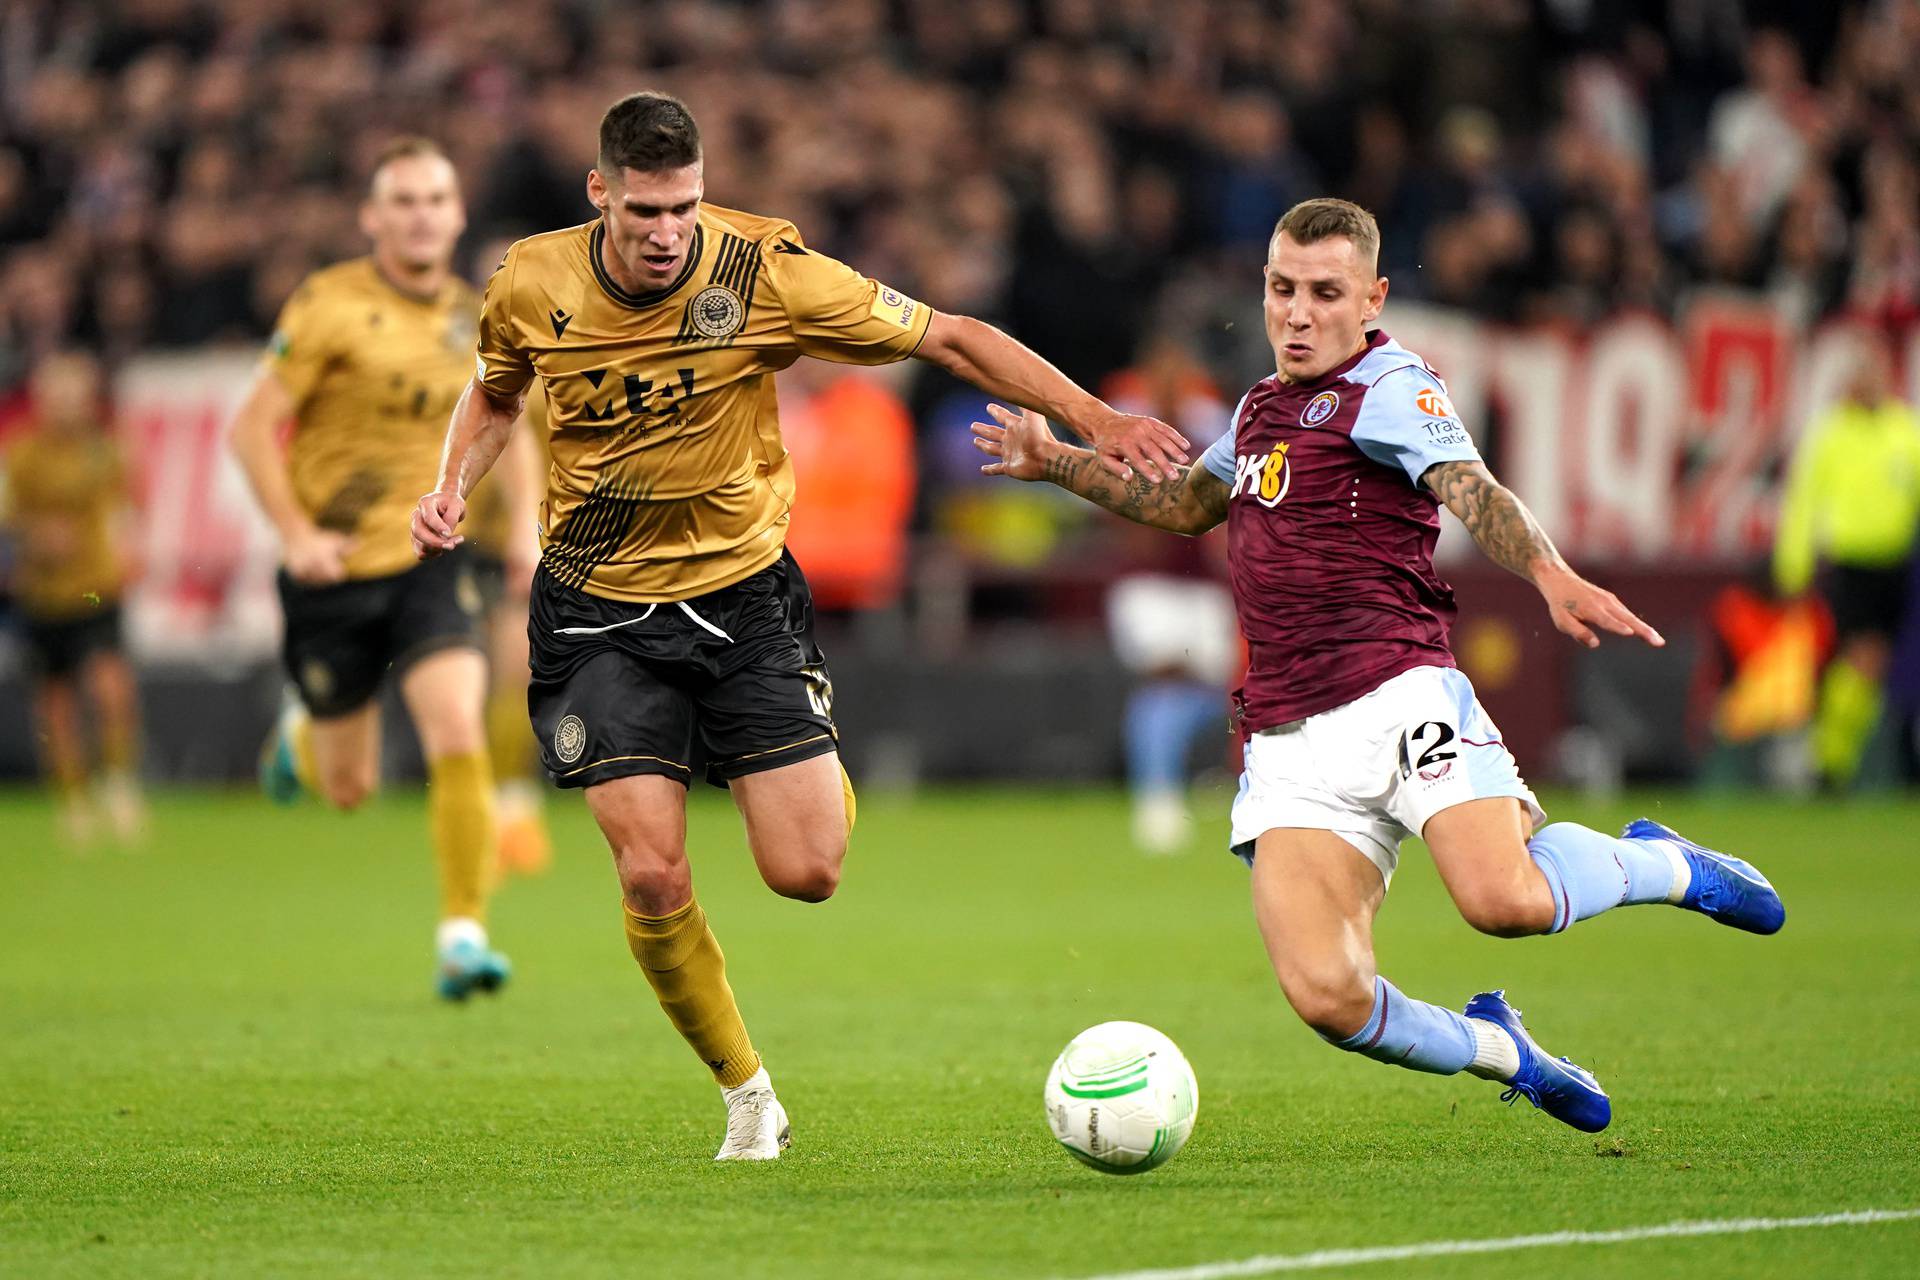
left=1824, top=564, right=1911, bottom=640
left=23, top=606, right=124, bottom=680
left=277, top=549, right=485, bottom=717
left=528, top=549, right=839, bottom=789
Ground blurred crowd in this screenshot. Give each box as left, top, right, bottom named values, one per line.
left=3, top=0, right=1919, bottom=798
left=4, top=0, right=1920, bottom=403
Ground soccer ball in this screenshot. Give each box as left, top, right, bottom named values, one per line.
left=1044, top=1021, right=1198, bottom=1175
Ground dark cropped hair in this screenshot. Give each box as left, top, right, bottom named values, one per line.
left=598, top=92, right=702, bottom=175
left=1272, top=198, right=1381, bottom=269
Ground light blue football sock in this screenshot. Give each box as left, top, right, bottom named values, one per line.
left=1527, top=822, right=1682, bottom=933
left=1328, top=976, right=1481, bottom=1076
left=1124, top=681, right=1221, bottom=791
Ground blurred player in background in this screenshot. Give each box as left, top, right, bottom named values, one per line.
left=1099, top=337, right=1238, bottom=854
left=1773, top=345, right=1920, bottom=789
left=413, top=91, right=1186, bottom=1160
left=1106, top=573, right=1237, bottom=853
left=464, top=383, right=552, bottom=877
left=228, top=138, right=538, bottom=1000
left=975, top=198, right=1786, bottom=1135
left=0, top=350, right=145, bottom=844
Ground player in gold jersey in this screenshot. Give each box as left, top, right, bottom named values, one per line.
left=229, top=138, right=537, bottom=1000
left=412, top=93, right=1187, bottom=1157
left=1, top=350, right=145, bottom=844
left=465, top=382, right=553, bottom=877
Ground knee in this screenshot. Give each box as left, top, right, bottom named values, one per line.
left=418, top=712, right=485, bottom=761
left=616, top=847, right=693, bottom=916
left=764, top=856, right=842, bottom=903
left=1278, top=966, right=1376, bottom=1043
left=1455, top=882, right=1554, bottom=938
left=760, top=835, right=847, bottom=904
left=318, top=765, right=376, bottom=812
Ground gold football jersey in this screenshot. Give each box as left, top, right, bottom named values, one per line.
left=475, top=203, right=932, bottom=602
left=3, top=427, right=125, bottom=619
left=265, top=259, right=484, bottom=580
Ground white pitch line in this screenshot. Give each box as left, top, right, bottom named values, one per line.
left=1066, top=1207, right=1920, bottom=1280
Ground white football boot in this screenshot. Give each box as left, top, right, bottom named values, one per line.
left=714, top=1067, right=791, bottom=1161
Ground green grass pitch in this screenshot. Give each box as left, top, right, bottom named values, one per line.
left=2, top=785, right=1917, bottom=1278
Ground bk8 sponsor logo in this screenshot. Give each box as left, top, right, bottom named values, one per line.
left=1228, top=443, right=1292, bottom=507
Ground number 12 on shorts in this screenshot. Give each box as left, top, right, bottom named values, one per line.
left=1398, top=720, right=1458, bottom=781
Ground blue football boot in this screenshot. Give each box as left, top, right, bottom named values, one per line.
left=437, top=936, right=512, bottom=1002
left=1622, top=818, right=1785, bottom=935
left=257, top=704, right=305, bottom=806
left=1464, top=990, right=1612, bottom=1133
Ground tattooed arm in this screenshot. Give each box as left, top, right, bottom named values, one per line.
left=1423, top=459, right=1663, bottom=649
left=971, top=403, right=1228, bottom=535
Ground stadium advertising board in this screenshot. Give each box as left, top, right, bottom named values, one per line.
left=109, top=306, right=1920, bottom=662
left=116, top=351, right=283, bottom=666
left=1391, top=300, right=1920, bottom=566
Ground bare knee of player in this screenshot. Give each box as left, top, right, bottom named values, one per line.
left=612, top=836, right=693, bottom=916
left=83, top=652, right=140, bottom=720
left=317, top=756, right=377, bottom=811
left=1274, top=954, right=1377, bottom=1043
left=755, top=819, right=846, bottom=903
left=1452, top=876, right=1555, bottom=938
left=417, top=705, right=485, bottom=761
left=401, top=649, right=489, bottom=759
left=1838, top=633, right=1892, bottom=682
left=1425, top=804, right=1557, bottom=938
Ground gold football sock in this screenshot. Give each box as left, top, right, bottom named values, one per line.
left=1814, top=660, right=1881, bottom=787
left=427, top=750, right=496, bottom=921
left=623, top=897, right=761, bottom=1088
left=841, top=761, right=857, bottom=834
left=100, top=717, right=138, bottom=775
left=486, top=685, right=535, bottom=784
left=49, top=755, right=88, bottom=808
left=288, top=710, right=318, bottom=791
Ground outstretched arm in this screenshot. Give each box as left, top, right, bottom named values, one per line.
left=1424, top=459, right=1663, bottom=649
left=972, top=403, right=1228, bottom=535
left=227, top=368, right=353, bottom=585
left=919, top=313, right=1189, bottom=484
left=412, top=378, right=526, bottom=560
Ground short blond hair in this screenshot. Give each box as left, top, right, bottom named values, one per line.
left=1272, top=198, right=1381, bottom=270
left=368, top=136, right=451, bottom=193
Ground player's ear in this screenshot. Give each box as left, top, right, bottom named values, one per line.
left=356, top=199, right=380, bottom=242
left=586, top=168, right=609, bottom=214
left=1364, top=275, right=1388, bottom=322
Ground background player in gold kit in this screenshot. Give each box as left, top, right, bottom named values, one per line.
left=230, top=138, right=538, bottom=1000
left=1, top=350, right=145, bottom=845
left=463, top=385, right=552, bottom=878
left=412, top=92, right=1186, bottom=1158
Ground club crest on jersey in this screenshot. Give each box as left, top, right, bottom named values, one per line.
left=689, top=286, right=745, bottom=339
left=1230, top=442, right=1291, bottom=508
left=1301, top=390, right=1339, bottom=427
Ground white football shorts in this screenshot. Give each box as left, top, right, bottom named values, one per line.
left=1228, top=664, right=1545, bottom=885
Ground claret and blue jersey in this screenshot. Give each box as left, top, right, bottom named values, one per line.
left=1198, top=330, right=1485, bottom=732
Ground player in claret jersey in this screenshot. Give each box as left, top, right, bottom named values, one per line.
left=973, top=198, right=1785, bottom=1134
left=412, top=92, right=1185, bottom=1160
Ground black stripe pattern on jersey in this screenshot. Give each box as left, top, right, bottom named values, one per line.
left=541, top=474, right=652, bottom=589
left=673, top=233, right=762, bottom=348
